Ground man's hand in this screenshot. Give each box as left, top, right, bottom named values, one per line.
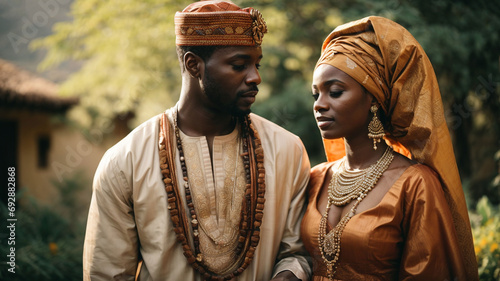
left=271, top=270, right=301, bottom=281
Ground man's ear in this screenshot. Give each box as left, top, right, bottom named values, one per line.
left=184, top=52, right=203, bottom=79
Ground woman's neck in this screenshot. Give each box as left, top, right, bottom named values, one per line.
left=344, top=139, right=389, bottom=170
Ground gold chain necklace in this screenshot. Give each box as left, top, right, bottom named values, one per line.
left=318, top=147, right=394, bottom=279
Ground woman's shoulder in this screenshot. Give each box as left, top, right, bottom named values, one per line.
left=389, top=152, right=439, bottom=182
left=309, top=162, right=335, bottom=189
left=402, top=163, right=440, bottom=182
left=308, top=161, right=339, bottom=192
left=311, top=161, right=334, bottom=171
left=311, top=161, right=337, bottom=177
left=382, top=152, right=443, bottom=198
left=396, top=162, right=444, bottom=202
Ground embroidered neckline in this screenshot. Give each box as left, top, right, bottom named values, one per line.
left=158, top=109, right=266, bottom=279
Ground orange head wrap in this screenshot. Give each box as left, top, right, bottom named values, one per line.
left=175, top=0, right=267, bottom=46
left=316, top=16, right=476, bottom=279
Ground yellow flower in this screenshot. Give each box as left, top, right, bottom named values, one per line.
left=475, top=246, right=481, bottom=255
left=49, top=242, right=58, bottom=255
left=479, top=238, right=488, bottom=248
left=490, top=242, right=499, bottom=253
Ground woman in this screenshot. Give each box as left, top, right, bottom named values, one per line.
left=300, top=16, right=478, bottom=280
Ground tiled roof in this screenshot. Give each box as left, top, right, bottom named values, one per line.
left=0, top=59, right=78, bottom=112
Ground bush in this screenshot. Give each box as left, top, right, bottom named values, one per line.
left=0, top=174, right=87, bottom=281
left=470, top=196, right=500, bottom=280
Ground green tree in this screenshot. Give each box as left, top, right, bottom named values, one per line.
left=33, top=0, right=345, bottom=164
left=328, top=0, right=500, bottom=203
left=33, top=0, right=500, bottom=202
left=32, top=0, right=187, bottom=130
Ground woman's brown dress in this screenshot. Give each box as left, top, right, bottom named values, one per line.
left=300, top=162, right=468, bottom=281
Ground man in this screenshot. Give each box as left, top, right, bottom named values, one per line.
left=83, top=1, right=311, bottom=280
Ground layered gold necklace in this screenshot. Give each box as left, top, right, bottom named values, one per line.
left=318, top=146, right=394, bottom=279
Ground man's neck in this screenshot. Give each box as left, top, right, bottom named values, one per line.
left=174, top=101, right=240, bottom=166
left=176, top=103, right=236, bottom=138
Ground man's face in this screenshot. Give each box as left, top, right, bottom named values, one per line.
left=201, top=46, right=263, bottom=117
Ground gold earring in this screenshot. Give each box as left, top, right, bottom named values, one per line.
left=368, top=104, right=385, bottom=150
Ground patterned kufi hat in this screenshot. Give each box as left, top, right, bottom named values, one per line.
left=175, top=0, right=267, bottom=46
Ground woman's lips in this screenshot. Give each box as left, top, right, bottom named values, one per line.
left=316, top=116, right=334, bottom=129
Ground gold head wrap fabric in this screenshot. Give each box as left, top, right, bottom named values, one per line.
left=316, top=16, right=477, bottom=279
left=175, top=0, right=267, bottom=46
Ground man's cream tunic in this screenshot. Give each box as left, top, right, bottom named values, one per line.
left=83, top=111, right=311, bottom=280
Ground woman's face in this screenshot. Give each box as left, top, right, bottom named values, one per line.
left=312, top=64, right=373, bottom=140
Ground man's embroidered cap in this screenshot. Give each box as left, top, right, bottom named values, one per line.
left=175, top=0, right=267, bottom=46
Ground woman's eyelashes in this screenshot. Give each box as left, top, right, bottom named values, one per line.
left=329, top=90, right=343, bottom=98
left=311, top=90, right=343, bottom=101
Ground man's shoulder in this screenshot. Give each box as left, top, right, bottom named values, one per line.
left=104, top=114, right=161, bottom=159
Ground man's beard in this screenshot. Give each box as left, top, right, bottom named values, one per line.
left=202, top=73, right=252, bottom=118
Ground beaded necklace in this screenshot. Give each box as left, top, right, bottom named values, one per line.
left=318, top=146, right=394, bottom=279
left=158, top=109, right=266, bottom=280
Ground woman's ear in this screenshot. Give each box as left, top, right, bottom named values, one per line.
left=366, top=91, right=377, bottom=106
left=361, top=86, right=376, bottom=106
left=184, top=52, right=203, bottom=79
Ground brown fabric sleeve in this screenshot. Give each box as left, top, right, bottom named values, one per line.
left=399, top=166, right=467, bottom=280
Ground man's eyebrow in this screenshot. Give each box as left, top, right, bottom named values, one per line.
left=230, top=54, right=263, bottom=60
